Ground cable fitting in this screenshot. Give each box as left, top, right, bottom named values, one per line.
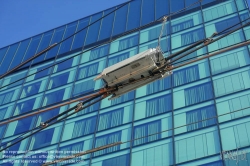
left=40, top=122, right=48, bottom=128
left=75, top=102, right=83, bottom=112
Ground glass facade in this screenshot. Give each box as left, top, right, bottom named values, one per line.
left=0, top=0, right=250, bottom=165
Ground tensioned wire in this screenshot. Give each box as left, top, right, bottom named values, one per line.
left=0, top=0, right=248, bottom=152
left=55, top=105, right=250, bottom=164
left=0, top=0, right=205, bottom=90
left=0, top=95, right=108, bottom=152
left=1, top=19, right=250, bottom=150
left=1, top=14, right=249, bottom=91
left=1, top=19, right=250, bottom=151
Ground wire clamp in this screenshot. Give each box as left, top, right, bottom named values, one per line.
left=75, top=102, right=83, bottom=112
left=40, top=122, right=48, bottom=128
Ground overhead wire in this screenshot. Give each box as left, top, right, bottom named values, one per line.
left=0, top=95, right=109, bottom=152
left=0, top=1, right=132, bottom=79
left=48, top=105, right=250, bottom=165
left=0, top=0, right=205, bottom=90
left=0, top=0, right=249, bottom=154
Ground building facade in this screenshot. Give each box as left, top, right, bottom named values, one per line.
left=0, top=0, right=250, bottom=165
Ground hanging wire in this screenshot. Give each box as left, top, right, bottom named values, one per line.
left=47, top=105, right=250, bottom=165
left=0, top=0, right=205, bottom=90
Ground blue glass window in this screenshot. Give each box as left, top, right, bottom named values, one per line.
left=73, top=79, right=95, bottom=97
left=32, top=31, right=53, bottom=64
left=0, top=43, right=19, bottom=75
left=112, top=5, right=128, bottom=36
left=147, top=77, right=171, bottom=95
left=0, top=47, right=8, bottom=65
left=210, top=47, right=250, bottom=75
left=215, top=16, right=240, bottom=34
left=111, top=91, right=135, bottom=105
left=186, top=105, right=216, bottom=131
left=1, top=71, right=27, bottom=89
left=0, top=125, right=6, bottom=139
left=81, top=44, right=109, bottom=63
left=26, top=64, right=52, bottom=82
left=22, top=35, right=42, bottom=67
left=72, top=116, right=97, bottom=138
left=127, top=0, right=141, bottom=31
left=77, top=62, right=99, bottom=80
left=108, top=52, right=129, bottom=66
left=103, top=154, right=130, bottom=166
left=53, top=56, right=78, bottom=73
left=14, top=97, right=41, bottom=115
left=20, top=80, right=47, bottom=99
left=199, top=161, right=223, bottom=166
left=43, top=87, right=71, bottom=106
left=181, top=28, right=204, bottom=46
left=9, top=39, right=30, bottom=70
left=59, top=22, right=77, bottom=54
left=146, top=94, right=172, bottom=117
left=98, top=108, right=124, bottom=131
left=94, top=131, right=121, bottom=156
left=77, top=99, right=100, bottom=115
left=0, top=107, right=7, bottom=120
left=118, top=35, right=138, bottom=51
left=172, top=20, right=194, bottom=34
left=45, top=26, right=66, bottom=60
left=175, top=130, right=220, bottom=163
left=173, top=65, right=199, bottom=87
left=85, top=12, right=102, bottom=46
left=155, top=0, right=169, bottom=20
left=71, top=18, right=89, bottom=50
left=32, top=128, right=54, bottom=149
left=0, top=90, right=15, bottom=105
left=48, top=71, right=73, bottom=89
left=99, top=8, right=115, bottom=41
left=185, top=0, right=200, bottom=9
left=185, top=82, right=213, bottom=106
left=13, top=116, right=35, bottom=135
left=170, top=0, right=184, bottom=13
left=141, top=0, right=155, bottom=26
left=59, top=142, right=84, bottom=162
left=134, top=120, right=161, bottom=146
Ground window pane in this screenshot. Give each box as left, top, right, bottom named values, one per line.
left=0, top=47, right=8, bottom=65
left=45, top=26, right=66, bottom=60
left=0, top=43, right=19, bottom=75
left=112, top=4, right=128, bottom=36
left=43, top=87, right=71, bottom=106
left=170, top=0, right=184, bottom=13
left=32, top=31, right=54, bottom=64
left=72, top=116, right=97, bottom=138
left=99, top=8, right=115, bottom=41
left=14, top=96, right=43, bottom=115
left=9, top=39, right=30, bottom=70
left=48, top=71, right=75, bottom=89
left=85, top=12, right=102, bottom=46
left=155, top=0, right=169, bottom=20
left=20, top=79, right=47, bottom=99
left=22, top=35, right=42, bottom=67
left=127, top=0, right=141, bottom=31
left=141, top=0, right=155, bottom=26
left=71, top=18, right=89, bottom=50
left=81, top=44, right=109, bottom=63
left=59, top=22, right=77, bottom=54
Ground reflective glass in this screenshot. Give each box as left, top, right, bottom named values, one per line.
left=0, top=43, right=19, bottom=75
left=45, top=26, right=66, bottom=60
left=42, top=86, right=72, bottom=106
left=112, top=4, right=128, bottom=36
left=85, top=12, right=102, bottom=46
left=81, top=44, right=109, bottom=63
left=141, top=0, right=155, bottom=26
left=8, top=39, right=30, bottom=70
left=59, top=22, right=77, bottom=54
left=99, top=8, right=115, bottom=41
left=155, top=0, right=169, bottom=20
left=20, top=79, right=48, bottom=99
left=127, top=0, right=141, bottom=31
left=32, top=30, right=53, bottom=64
left=71, top=18, right=89, bottom=50
left=26, top=63, right=52, bottom=82
left=0, top=71, right=27, bottom=90
left=48, top=70, right=76, bottom=89
left=170, top=0, right=184, bottom=13
left=0, top=47, right=8, bottom=65
left=22, top=35, right=42, bottom=66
